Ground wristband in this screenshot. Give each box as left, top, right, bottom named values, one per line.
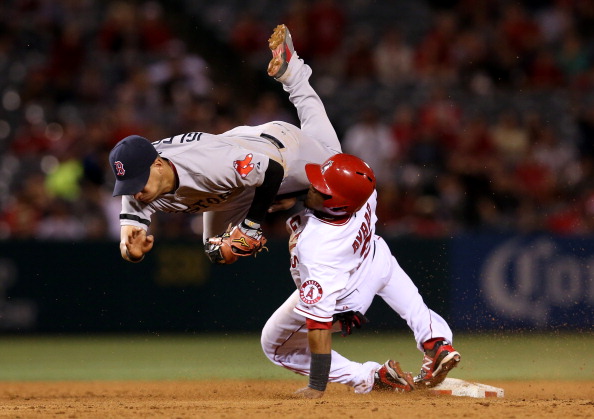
left=126, top=249, right=145, bottom=263
left=239, top=219, right=262, bottom=239
left=242, top=218, right=261, bottom=230
left=308, top=353, right=331, bottom=391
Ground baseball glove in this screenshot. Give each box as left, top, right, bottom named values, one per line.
left=205, top=224, right=268, bottom=264
left=332, top=311, right=369, bottom=337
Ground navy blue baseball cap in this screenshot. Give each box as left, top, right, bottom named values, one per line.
left=109, top=135, right=159, bottom=196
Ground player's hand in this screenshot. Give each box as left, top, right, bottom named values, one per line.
left=332, top=311, right=369, bottom=337
left=121, top=227, right=154, bottom=262
left=294, top=386, right=324, bottom=399
left=268, top=197, right=297, bottom=213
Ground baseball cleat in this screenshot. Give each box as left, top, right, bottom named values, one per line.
left=414, top=339, right=461, bottom=388
left=267, top=24, right=295, bottom=79
left=373, top=360, right=415, bottom=392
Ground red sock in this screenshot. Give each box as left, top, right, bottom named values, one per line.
left=423, top=337, right=445, bottom=351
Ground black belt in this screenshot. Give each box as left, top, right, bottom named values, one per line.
left=260, top=133, right=285, bottom=149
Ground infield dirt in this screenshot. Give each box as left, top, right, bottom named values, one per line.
left=0, top=380, right=592, bottom=418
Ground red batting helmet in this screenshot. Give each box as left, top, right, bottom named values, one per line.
left=305, top=153, right=376, bottom=214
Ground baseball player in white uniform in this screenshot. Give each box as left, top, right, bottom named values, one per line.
left=109, top=24, right=341, bottom=264
left=261, top=153, right=461, bottom=398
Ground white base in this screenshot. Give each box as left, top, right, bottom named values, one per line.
left=428, top=378, right=504, bottom=398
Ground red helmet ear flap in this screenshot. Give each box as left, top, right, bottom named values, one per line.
left=305, top=154, right=376, bottom=214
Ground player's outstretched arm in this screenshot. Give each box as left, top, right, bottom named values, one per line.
left=268, top=189, right=308, bottom=213
left=295, top=327, right=332, bottom=399
left=268, top=197, right=297, bottom=213
left=120, top=225, right=154, bottom=263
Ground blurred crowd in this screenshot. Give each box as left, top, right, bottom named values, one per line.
left=2, top=0, right=594, bottom=241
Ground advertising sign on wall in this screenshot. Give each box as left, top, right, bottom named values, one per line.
left=450, top=234, right=594, bottom=330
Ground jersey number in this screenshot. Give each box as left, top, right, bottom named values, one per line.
left=153, top=132, right=202, bottom=145
left=352, top=203, right=373, bottom=259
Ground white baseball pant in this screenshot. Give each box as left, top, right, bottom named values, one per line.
left=261, top=238, right=453, bottom=394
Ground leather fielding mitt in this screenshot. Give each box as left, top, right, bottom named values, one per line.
left=205, top=224, right=268, bottom=264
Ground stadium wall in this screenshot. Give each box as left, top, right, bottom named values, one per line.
left=0, top=236, right=590, bottom=333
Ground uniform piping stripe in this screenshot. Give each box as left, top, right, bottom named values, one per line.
left=293, top=306, right=333, bottom=322
left=273, top=323, right=350, bottom=380
left=274, top=324, right=308, bottom=374
left=428, top=304, right=434, bottom=338
left=120, top=214, right=151, bottom=226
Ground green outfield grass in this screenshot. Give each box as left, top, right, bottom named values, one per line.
left=0, top=332, right=591, bottom=381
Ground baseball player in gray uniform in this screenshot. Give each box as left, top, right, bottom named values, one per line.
left=109, top=24, right=341, bottom=264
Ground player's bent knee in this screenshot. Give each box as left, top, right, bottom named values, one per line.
left=260, top=331, right=276, bottom=361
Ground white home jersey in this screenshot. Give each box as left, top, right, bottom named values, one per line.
left=287, top=191, right=379, bottom=323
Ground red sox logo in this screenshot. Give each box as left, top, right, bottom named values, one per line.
left=114, top=161, right=125, bottom=176
left=299, top=280, right=323, bottom=304
left=234, top=154, right=255, bottom=178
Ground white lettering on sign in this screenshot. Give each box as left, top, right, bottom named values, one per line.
left=480, top=238, right=593, bottom=326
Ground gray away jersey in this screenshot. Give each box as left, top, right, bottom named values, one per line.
left=119, top=119, right=340, bottom=233
left=120, top=131, right=275, bottom=228
left=119, top=127, right=308, bottom=230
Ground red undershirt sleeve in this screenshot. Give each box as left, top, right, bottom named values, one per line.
left=306, top=318, right=332, bottom=330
